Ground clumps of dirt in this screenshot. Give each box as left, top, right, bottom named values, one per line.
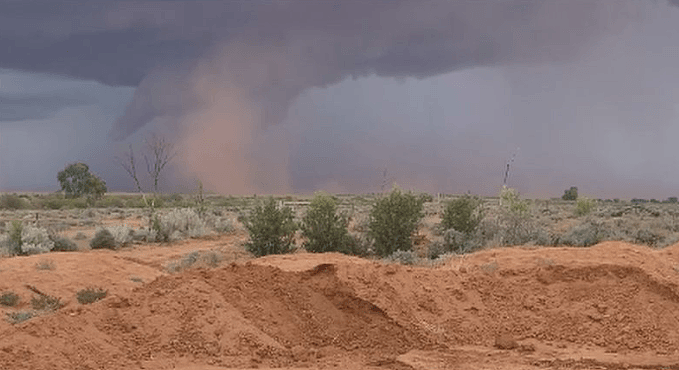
left=2, top=241, right=679, bottom=369
left=0, top=260, right=424, bottom=369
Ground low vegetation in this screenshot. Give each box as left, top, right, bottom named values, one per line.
left=90, top=228, right=117, bottom=250
left=165, top=250, right=223, bottom=273
left=301, top=192, right=354, bottom=254
left=441, top=195, right=484, bottom=234
left=368, top=187, right=424, bottom=257
left=3, top=184, right=679, bottom=266
left=76, top=287, right=108, bottom=304
left=243, top=197, right=297, bottom=257
left=30, top=294, right=62, bottom=311
left=0, top=292, right=20, bottom=307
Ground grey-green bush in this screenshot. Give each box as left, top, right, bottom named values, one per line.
left=386, top=250, right=417, bottom=265
left=76, top=288, right=108, bottom=304
left=90, top=228, right=117, bottom=249
left=243, top=197, right=298, bottom=257
left=301, top=192, right=353, bottom=254
left=0, top=292, right=20, bottom=307
left=50, top=236, right=78, bottom=252
left=368, top=187, right=424, bottom=257
left=20, top=225, right=54, bottom=255
left=31, top=294, right=62, bottom=311
left=557, top=220, right=602, bottom=247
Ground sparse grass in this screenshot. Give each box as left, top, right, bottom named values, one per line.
left=6, top=311, right=36, bottom=324
left=165, top=250, right=224, bottom=273
left=479, top=260, right=499, bottom=274
left=130, top=276, right=144, bottom=283
left=35, top=258, right=56, bottom=270
left=31, top=294, right=62, bottom=311
left=76, top=287, right=108, bottom=304
left=0, top=292, right=20, bottom=307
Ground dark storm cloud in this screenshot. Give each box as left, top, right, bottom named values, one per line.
left=0, top=92, right=95, bottom=121
left=0, top=0, right=639, bottom=138
left=0, top=1, right=251, bottom=86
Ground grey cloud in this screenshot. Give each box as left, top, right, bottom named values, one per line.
left=0, top=92, right=96, bottom=122
left=0, top=0, right=646, bottom=138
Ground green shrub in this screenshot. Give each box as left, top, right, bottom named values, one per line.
left=76, top=287, right=108, bottom=304
left=0, top=292, right=20, bottom=307
left=0, top=194, right=27, bottom=210
left=301, top=192, right=353, bottom=254
left=90, top=228, right=117, bottom=249
left=6, top=221, right=23, bottom=255
left=574, top=197, right=597, bottom=217
left=441, top=195, right=484, bottom=234
left=499, top=186, right=529, bottom=216
left=368, top=187, right=424, bottom=257
left=562, top=186, right=578, bottom=201
left=243, top=197, right=298, bottom=257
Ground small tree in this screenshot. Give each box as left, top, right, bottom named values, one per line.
left=441, top=195, right=484, bottom=235
left=368, top=186, right=424, bottom=257
left=562, top=186, right=578, bottom=201
left=57, top=163, right=107, bottom=200
left=574, top=197, right=596, bottom=217
left=244, top=197, right=298, bottom=257
left=500, top=186, right=529, bottom=216
left=301, top=192, right=353, bottom=254
left=498, top=186, right=534, bottom=246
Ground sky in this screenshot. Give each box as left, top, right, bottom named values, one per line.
left=1, top=0, right=679, bottom=199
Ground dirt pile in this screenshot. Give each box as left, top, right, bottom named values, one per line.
left=2, top=241, right=679, bottom=369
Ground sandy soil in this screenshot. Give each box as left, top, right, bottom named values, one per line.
left=2, top=238, right=679, bottom=369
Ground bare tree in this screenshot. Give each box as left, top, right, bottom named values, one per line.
left=144, top=134, right=177, bottom=194
left=120, top=145, right=144, bottom=194
left=117, top=134, right=176, bottom=209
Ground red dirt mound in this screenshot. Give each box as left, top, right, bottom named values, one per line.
left=2, top=241, right=679, bottom=369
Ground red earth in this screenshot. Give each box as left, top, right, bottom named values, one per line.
left=2, top=236, right=679, bottom=369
